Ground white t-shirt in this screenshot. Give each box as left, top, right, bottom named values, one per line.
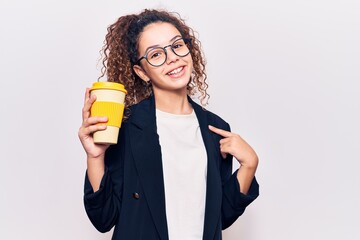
left=156, top=109, right=208, bottom=240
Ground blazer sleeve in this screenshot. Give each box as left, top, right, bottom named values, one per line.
left=219, top=122, right=260, bottom=229
left=83, top=129, right=125, bottom=233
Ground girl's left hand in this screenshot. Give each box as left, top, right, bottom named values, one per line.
left=208, top=125, right=258, bottom=169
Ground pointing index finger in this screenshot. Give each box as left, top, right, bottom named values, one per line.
left=208, top=125, right=232, bottom=137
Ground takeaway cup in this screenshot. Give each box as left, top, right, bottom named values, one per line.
left=90, top=82, right=127, bottom=144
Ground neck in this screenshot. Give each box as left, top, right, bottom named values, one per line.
left=153, top=89, right=192, bottom=115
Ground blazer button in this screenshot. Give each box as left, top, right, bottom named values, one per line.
left=133, top=192, right=140, bottom=199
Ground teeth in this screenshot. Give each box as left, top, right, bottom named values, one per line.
left=168, top=67, right=183, bottom=75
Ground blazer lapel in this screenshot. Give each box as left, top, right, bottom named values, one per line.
left=128, top=96, right=169, bottom=240
left=190, top=98, right=222, bottom=240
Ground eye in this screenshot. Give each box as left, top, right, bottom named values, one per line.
left=148, top=48, right=164, bottom=59
left=173, top=40, right=185, bottom=49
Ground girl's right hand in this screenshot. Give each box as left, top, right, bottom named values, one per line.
left=78, top=88, right=110, bottom=159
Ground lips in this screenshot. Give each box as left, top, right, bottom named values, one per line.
left=167, top=66, right=184, bottom=76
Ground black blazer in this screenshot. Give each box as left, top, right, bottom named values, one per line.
left=84, top=95, right=259, bottom=240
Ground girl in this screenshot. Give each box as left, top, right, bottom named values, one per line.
left=78, top=9, right=259, bottom=240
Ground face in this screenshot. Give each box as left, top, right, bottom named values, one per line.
left=133, top=22, right=193, bottom=95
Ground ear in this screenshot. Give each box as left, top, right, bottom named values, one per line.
left=133, top=65, right=150, bottom=82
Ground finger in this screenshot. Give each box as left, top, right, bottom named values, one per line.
left=84, top=88, right=90, bottom=104
left=220, top=152, right=227, bottom=159
left=81, top=124, right=107, bottom=136
left=219, top=138, right=231, bottom=145
left=219, top=143, right=228, bottom=153
left=208, top=125, right=232, bottom=138
left=83, top=116, right=108, bottom=127
left=82, top=94, right=97, bottom=120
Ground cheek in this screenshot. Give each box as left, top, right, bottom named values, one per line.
left=145, top=66, right=165, bottom=79
left=188, top=54, right=194, bottom=66
left=188, top=58, right=194, bottom=72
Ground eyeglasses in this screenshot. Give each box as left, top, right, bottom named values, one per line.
left=137, top=38, right=192, bottom=67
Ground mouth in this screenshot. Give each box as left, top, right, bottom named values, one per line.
left=166, top=66, right=185, bottom=76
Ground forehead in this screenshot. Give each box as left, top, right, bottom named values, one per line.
left=138, top=22, right=181, bottom=52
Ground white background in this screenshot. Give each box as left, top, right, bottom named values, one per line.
left=1, top=0, right=359, bottom=239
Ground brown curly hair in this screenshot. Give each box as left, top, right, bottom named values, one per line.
left=98, top=9, right=209, bottom=118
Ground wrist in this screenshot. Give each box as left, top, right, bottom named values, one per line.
left=239, top=156, right=259, bottom=170
left=87, top=153, right=105, bottom=169
left=87, top=152, right=105, bottom=161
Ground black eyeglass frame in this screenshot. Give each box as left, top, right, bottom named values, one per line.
left=136, top=37, right=192, bottom=67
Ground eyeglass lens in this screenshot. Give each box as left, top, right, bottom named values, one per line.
left=146, top=38, right=190, bottom=66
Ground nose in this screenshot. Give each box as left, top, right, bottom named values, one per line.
left=165, top=45, right=179, bottom=64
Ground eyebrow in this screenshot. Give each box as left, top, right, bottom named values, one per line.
left=143, top=35, right=182, bottom=54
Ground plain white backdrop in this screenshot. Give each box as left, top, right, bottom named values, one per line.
left=1, top=0, right=359, bottom=239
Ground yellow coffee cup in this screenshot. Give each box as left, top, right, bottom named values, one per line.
left=90, top=82, right=127, bottom=144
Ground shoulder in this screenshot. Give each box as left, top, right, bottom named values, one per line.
left=124, top=97, right=153, bottom=121
left=128, top=97, right=152, bottom=114
left=122, top=96, right=156, bottom=130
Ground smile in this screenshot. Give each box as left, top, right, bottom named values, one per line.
left=167, top=66, right=184, bottom=76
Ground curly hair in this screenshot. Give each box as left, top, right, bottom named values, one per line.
left=98, top=9, right=209, bottom=118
